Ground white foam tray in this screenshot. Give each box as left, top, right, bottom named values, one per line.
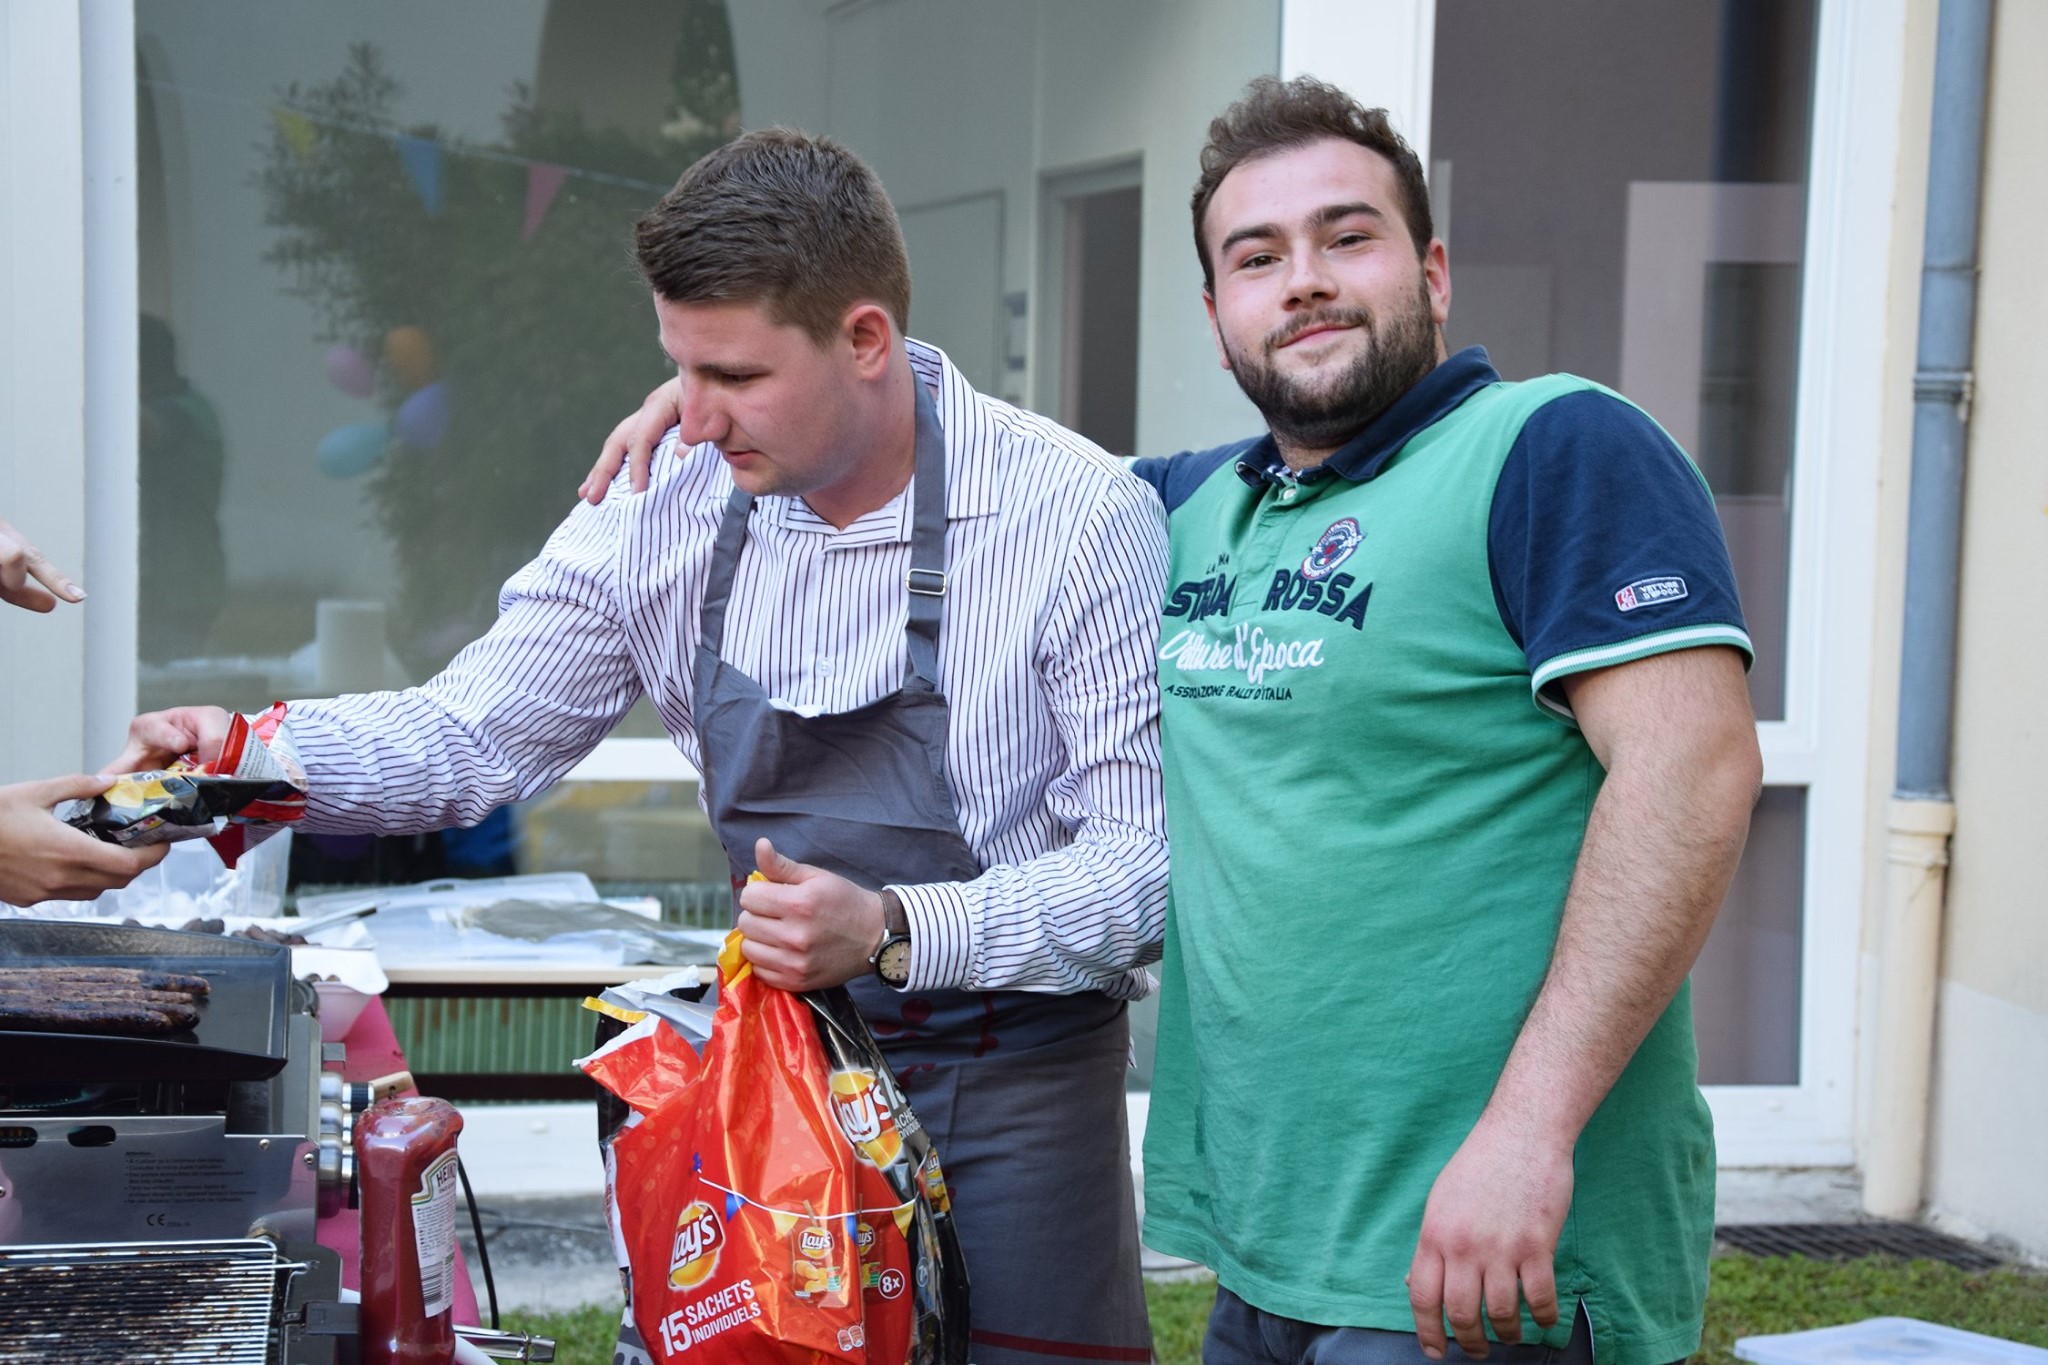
left=1737, top=1317, right=2048, bottom=1365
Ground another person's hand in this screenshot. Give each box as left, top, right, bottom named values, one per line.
left=734, top=838, right=888, bottom=992
left=0, top=516, right=84, bottom=611
left=108, top=705, right=235, bottom=775
left=578, top=376, right=683, bottom=504
left=1405, top=1117, right=1574, bottom=1360
left=0, top=775, right=170, bottom=905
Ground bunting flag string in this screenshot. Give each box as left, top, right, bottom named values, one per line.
left=139, top=77, right=678, bottom=243
left=522, top=162, right=569, bottom=241
left=396, top=135, right=444, bottom=216
left=272, top=108, right=317, bottom=161
left=694, top=1172, right=917, bottom=1229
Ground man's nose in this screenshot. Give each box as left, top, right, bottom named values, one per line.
left=675, top=381, right=726, bottom=446
left=1282, top=246, right=1337, bottom=307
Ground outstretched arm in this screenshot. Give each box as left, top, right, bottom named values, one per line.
left=113, top=496, right=645, bottom=833
left=1406, top=645, right=1760, bottom=1361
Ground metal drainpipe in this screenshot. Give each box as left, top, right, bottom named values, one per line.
left=1862, top=0, right=1995, bottom=1221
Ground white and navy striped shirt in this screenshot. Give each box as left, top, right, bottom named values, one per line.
left=287, top=341, right=1170, bottom=998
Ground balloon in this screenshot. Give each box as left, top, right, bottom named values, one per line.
left=383, top=325, right=437, bottom=391
left=323, top=343, right=375, bottom=398
left=317, top=420, right=389, bottom=479
left=394, top=381, right=450, bottom=448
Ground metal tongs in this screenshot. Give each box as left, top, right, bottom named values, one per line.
left=456, top=1325, right=558, bottom=1361
left=284, top=902, right=380, bottom=939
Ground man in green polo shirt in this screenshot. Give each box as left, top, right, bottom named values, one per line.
left=1129, top=77, right=1761, bottom=1365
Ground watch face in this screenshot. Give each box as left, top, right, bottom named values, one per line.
left=877, top=938, right=912, bottom=985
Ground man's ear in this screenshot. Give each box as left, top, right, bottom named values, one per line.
left=842, top=302, right=896, bottom=378
left=1424, top=237, right=1451, bottom=328
left=1202, top=289, right=1233, bottom=372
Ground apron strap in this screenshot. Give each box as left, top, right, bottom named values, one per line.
left=697, top=485, right=755, bottom=655
left=904, top=380, right=948, bottom=692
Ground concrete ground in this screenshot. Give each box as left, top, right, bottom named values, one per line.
left=449, top=1100, right=1871, bottom=1315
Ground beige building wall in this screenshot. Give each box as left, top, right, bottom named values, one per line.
left=1916, top=0, right=2048, bottom=1260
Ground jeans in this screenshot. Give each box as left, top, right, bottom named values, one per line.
left=1201, top=1286, right=1598, bottom=1365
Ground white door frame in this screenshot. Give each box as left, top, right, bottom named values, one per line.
left=1283, top=0, right=1908, bottom=1165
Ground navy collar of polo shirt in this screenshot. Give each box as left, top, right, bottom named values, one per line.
left=1233, top=346, right=1502, bottom=490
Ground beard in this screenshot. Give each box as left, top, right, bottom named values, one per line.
left=1224, top=273, right=1440, bottom=456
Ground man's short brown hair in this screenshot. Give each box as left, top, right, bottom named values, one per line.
left=1190, top=76, right=1433, bottom=291
left=635, top=128, right=911, bottom=344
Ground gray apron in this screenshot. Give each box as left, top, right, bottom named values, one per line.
left=691, top=381, right=1151, bottom=1363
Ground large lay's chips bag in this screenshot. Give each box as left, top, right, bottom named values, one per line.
left=59, top=701, right=305, bottom=866
left=580, top=931, right=968, bottom=1365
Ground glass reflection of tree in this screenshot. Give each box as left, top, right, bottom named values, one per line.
left=258, top=1, right=738, bottom=680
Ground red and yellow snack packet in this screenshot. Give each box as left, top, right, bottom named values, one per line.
left=582, top=929, right=967, bottom=1364
left=60, top=702, right=306, bottom=867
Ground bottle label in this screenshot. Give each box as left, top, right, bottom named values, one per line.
left=412, top=1149, right=461, bottom=1319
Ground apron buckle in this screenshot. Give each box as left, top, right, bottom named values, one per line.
left=906, top=567, right=948, bottom=597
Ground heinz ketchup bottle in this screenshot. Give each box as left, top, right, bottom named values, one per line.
left=356, top=1096, right=465, bottom=1364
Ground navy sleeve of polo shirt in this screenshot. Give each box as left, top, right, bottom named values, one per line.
left=1130, top=440, right=1261, bottom=516
left=1487, top=389, right=1754, bottom=721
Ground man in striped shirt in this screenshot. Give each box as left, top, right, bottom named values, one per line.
left=117, top=130, right=1167, bottom=1362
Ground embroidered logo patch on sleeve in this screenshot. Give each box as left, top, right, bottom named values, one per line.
left=1614, top=576, right=1688, bottom=612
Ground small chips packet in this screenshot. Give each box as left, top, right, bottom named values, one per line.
left=61, top=702, right=307, bottom=867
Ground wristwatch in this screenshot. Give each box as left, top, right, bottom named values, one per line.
left=869, top=889, right=912, bottom=988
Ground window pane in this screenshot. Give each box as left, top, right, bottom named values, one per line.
left=1692, top=787, right=1807, bottom=1085
left=135, top=0, right=1278, bottom=717
left=1430, top=0, right=1817, bottom=720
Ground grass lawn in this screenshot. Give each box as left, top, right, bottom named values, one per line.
left=503, top=1254, right=2048, bottom=1365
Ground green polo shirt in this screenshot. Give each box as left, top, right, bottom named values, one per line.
left=1136, top=353, right=1752, bottom=1365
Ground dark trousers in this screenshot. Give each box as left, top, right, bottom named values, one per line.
left=1202, top=1286, right=1602, bottom=1365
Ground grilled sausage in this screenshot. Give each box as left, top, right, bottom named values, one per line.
left=0, top=966, right=211, bottom=996
left=0, top=999, right=198, bottom=1034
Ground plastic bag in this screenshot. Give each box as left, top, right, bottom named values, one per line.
left=581, top=932, right=968, bottom=1364
left=59, top=702, right=305, bottom=866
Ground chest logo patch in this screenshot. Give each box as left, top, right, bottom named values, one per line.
left=1615, top=576, right=1688, bottom=612
left=1300, top=517, right=1362, bottom=581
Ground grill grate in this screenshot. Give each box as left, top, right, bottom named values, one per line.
left=1716, top=1221, right=2005, bottom=1271
left=0, top=1239, right=291, bottom=1364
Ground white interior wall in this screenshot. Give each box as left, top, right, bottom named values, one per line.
left=733, top=0, right=1277, bottom=459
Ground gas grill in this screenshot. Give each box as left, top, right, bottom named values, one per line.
left=0, top=921, right=353, bottom=1363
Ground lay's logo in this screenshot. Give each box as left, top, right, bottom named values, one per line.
left=667, top=1199, right=725, bottom=1289
left=827, top=1068, right=904, bottom=1168
left=798, top=1227, right=834, bottom=1258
